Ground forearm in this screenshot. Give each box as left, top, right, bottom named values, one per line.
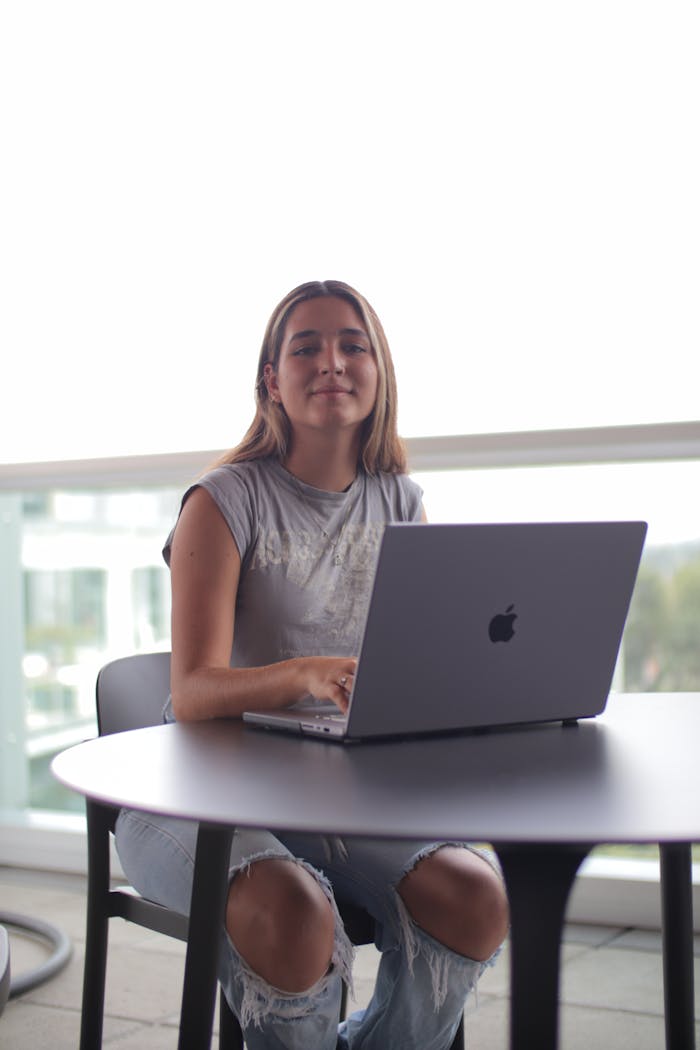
left=170, top=659, right=311, bottom=722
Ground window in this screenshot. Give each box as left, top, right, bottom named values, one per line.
left=2, top=437, right=699, bottom=820
left=2, top=4, right=698, bottom=462
left=1, top=487, right=178, bottom=816
left=1, top=2, right=698, bottom=909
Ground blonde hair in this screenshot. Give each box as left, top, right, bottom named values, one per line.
left=214, top=280, right=407, bottom=474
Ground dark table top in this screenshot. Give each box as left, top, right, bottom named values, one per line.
left=52, top=692, right=700, bottom=846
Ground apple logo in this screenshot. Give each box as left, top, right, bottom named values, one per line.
left=488, top=604, right=517, bottom=643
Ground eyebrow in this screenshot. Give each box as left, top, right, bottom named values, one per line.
left=288, top=327, right=369, bottom=342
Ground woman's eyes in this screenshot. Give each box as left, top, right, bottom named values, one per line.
left=291, top=343, right=369, bottom=357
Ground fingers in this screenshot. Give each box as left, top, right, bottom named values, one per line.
left=333, top=672, right=355, bottom=714
left=331, top=658, right=356, bottom=713
left=303, top=656, right=356, bottom=712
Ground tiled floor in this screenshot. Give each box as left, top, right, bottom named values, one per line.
left=1, top=864, right=698, bottom=1048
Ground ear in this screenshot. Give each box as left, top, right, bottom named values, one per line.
left=263, top=363, right=279, bottom=401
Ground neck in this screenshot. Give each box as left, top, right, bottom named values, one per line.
left=283, top=431, right=360, bottom=492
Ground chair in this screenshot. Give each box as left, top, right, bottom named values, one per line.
left=82, top=652, right=465, bottom=1049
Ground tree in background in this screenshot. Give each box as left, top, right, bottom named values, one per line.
left=623, top=567, right=668, bottom=691
left=665, top=559, right=700, bottom=691
left=622, top=548, right=700, bottom=692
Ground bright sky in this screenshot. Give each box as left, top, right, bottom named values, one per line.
left=1, top=1, right=698, bottom=464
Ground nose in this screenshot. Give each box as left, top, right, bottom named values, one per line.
left=318, top=343, right=345, bottom=375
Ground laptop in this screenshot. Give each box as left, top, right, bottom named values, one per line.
left=242, top=520, right=647, bottom=742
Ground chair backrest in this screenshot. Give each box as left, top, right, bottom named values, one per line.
left=96, top=652, right=172, bottom=736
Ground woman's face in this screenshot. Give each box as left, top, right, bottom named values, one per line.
left=264, top=296, right=379, bottom=437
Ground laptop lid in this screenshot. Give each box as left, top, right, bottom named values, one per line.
left=244, top=520, right=647, bottom=741
left=343, top=520, right=646, bottom=739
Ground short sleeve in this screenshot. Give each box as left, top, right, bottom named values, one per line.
left=162, top=464, right=257, bottom=567
left=396, top=473, right=424, bottom=522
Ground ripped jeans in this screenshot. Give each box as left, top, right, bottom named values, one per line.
left=115, top=812, right=500, bottom=1050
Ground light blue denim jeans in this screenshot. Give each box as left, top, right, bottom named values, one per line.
left=115, top=811, right=500, bottom=1050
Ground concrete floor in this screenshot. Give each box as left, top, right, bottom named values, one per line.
left=1, top=865, right=698, bottom=1049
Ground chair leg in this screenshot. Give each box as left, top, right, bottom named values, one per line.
left=218, top=985, right=244, bottom=1050
left=80, top=801, right=114, bottom=1050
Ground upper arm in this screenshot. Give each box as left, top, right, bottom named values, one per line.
left=169, top=485, right=242, bottom=685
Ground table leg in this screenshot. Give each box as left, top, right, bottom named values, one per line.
left=660, top=843, right=696, bottom=1050
left=495, top=844, right=591, bottom=1050
left=178, top=823, right=233, bottom=1050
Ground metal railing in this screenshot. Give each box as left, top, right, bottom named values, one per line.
left=2, top=421, right=699, bottom=489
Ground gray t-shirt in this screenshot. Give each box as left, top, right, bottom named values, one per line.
left=164, top=457, right=423, bottom=671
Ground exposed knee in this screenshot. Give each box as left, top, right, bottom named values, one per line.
left=226, top=856, right=335, bottom=993
left=398, top=847, right=509, bottom=962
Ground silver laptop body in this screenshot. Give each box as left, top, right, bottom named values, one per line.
left=243, top=520, right=647, bottom=742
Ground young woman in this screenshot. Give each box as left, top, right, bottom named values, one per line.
left=116, top=280, right=509, bottom=1050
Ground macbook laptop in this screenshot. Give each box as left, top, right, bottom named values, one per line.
left=243, top=520, right=647, bottom=742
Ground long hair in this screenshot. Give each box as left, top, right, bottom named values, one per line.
left=214, top=280, right=407, bottom=474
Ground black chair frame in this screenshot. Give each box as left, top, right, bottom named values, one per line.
left=81, top=652, right=465, bottom=1049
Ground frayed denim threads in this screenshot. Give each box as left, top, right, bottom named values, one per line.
left=224, top=850, right=355, bottom=1031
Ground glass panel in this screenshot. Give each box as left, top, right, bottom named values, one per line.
left=1, top=487, right=180, bottom=816
left=2, top=461, right=699, bottom=818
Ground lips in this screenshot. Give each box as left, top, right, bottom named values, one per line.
left=312, top=386, right=351, bottom=395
